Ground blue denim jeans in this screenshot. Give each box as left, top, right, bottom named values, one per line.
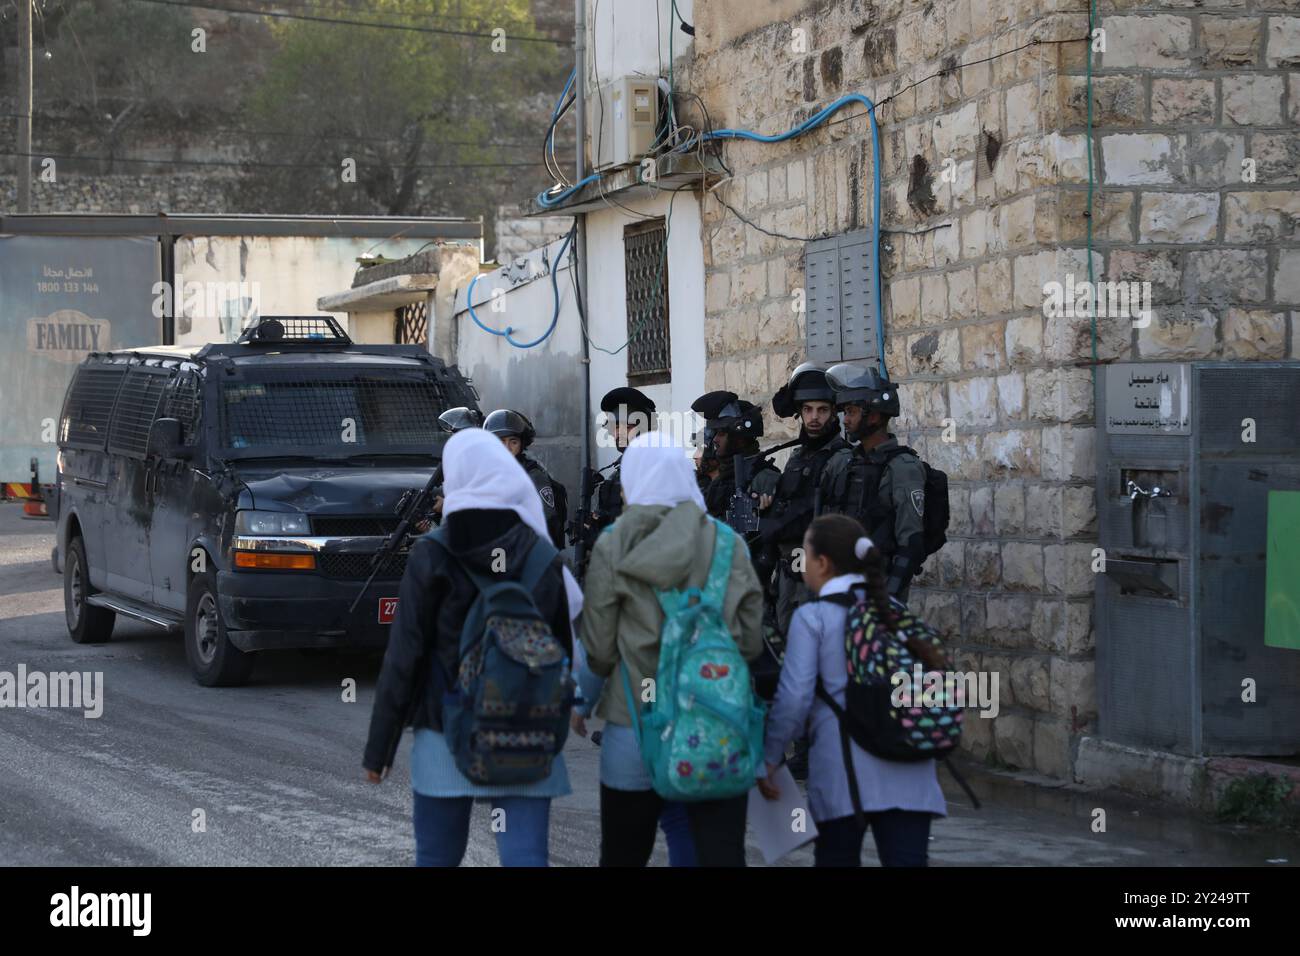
left=412, top=793, right=551, bottom=867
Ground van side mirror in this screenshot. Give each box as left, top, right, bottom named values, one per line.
left=149, top=418, right=191, bottom=460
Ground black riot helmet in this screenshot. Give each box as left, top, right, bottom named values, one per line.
left=437, top=406, right=484, bottom=434
left=772, top=362, right=834, bottom=418
left=691, top=390, right=764, bottom=455
left=825, top=363, right=900, bottom=418
left=483, top=408, right=536, bottom=449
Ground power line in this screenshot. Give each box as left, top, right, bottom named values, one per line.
left=0, top=149, right=547, bottom=172
left=122, top=0, right=571, bottom=45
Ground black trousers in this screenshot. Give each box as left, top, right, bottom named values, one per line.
left=599, top=785, right=748, bottom=867
left=813, top=809, right=932, bottom=867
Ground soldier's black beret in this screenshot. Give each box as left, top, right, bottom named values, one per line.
left=601, top=386, right=656, bottom=418
left=690, top=390, right=739, bottom=420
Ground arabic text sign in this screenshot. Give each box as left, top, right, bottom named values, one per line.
left=1104, top=363, right=1191, bottom=435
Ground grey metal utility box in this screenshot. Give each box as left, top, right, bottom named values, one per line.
left=1095, top=362, right=1300, bottom=756
left=803, top=230, right=878, bottom=365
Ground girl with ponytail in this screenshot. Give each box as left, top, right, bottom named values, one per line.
left=758, top=514, right=946, bottom=866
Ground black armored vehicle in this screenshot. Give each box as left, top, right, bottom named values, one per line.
left=55, top=316, right=479, bottom=686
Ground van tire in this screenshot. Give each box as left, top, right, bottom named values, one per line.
left=185, top=570, right=254, bottom=687
left=65, top=535, right=115, bottom=644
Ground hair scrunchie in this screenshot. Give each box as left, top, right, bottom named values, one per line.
left=854, top=535, right=874, bottom=561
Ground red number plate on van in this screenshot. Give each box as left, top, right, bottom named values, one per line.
left=378, top=598, right=399, bottom=624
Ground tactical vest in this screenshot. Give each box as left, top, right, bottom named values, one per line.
left=765, top=436, right=846, bottom=546
left=826, top=451, right=900, bottom=556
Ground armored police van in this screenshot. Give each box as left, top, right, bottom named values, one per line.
left=55, top=316, right=478, bottom=686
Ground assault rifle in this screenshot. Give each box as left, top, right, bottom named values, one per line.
left=347, top=468, right=441, bottom=617
left=570, top=460, right=617, bottom=581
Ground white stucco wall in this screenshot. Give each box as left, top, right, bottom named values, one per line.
left=587, top=0, right=694, bottom=86
left=451, top=236, right=586, bottom=507
left=173, top=235, right=434, bottom=344
left=584, top=190, right=707, bottom=470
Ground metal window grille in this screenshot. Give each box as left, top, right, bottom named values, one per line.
left=624, top=218, right=671, bottom=384
left=395, top=301, right=428, bottom=346
left=220, top=373, right=445, bottom=449
left=61, top=366, right=127, bottom=448
left=237, top=315, right=350, bottom=343
left=108, top=368, right=171, bottom=458
left=165, top=372, right=202, bottom=446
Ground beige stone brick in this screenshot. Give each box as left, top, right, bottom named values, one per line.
left=1137, top=307, right=1219, bottom=360
left=1292, top=76, right=1300, bottom=124
left=1100, top=15, right=1193, bottom=68
left=1108, top=250, right=1182, bottom=304
left=1202, top=15, right=1263, bottom=68
left=1064, top=601, right=1094, bottom=656
left=890, top=274, right=922, bottom=330
left=1189, top=249, right=1268, bottom=304
left=1223, top=308, right=1286, bottom=359
left=995, top=484, right=1026, bottom=536
left=962, top=320, right=1008, bottom=371
left=1011, top=656, right=1051, bottom=712
left=969, top=486, right=995, bottom=537
left=1005, top=315, right=1043, bottom=367
left=999, top=194, right=1036, bottom=250
left=1187, top=131, right=1247, bottom=188
left=950, top=376, right=998, bottom=427
left=981, top=428, right=1041, bottom=479
left=997, top=371, right=1026, bottom=420
left=993, top=712, right=1034, bottom=775
left=1150, top=78, right=1216, bottom=125
left=907, top=328, right=961, bottom=375
left=1277, top=250, right=1300, bottom=304
left=1102, top=133, right=1175, bottom=186
left=1139, top=192, right=1220, bottom=244
left=1064, top=485, right=1097, bottom=537
left=1224, top=190, right=1300, bottom=242
left=1050, top=659, right=1096, bottom=722
left=786, top=158, right=806, bottom=202
left=1223, top=75, right=1285, bottom=126
left=1005, top=82, right=1041, bottom=140
left=1033, top=719, right=1072, bottom=777
left=962, top=207, right=990, bottom=260
left=986, top=594, right=1034, bottom=636
left=1058, top=74, right=1145, bottom=128
left=920, top=273, right=948, bottom=325
left=1267, top=16, right=1300, bottom=67
left=948, top=268, right=976, bottom=320
left=933, top=101, right=979, bottom=161
left=1253, top=132, right=1300, bottom=185
left=705, top=272, right=729, bottom=314
left=1025, top=484, right=1063, bottom=538
left=978, top=257, right=1013, bottom=316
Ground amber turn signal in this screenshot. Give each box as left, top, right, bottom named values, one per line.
left=234, top=551, right=316, bottom=570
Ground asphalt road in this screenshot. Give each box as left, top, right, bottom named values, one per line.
left=1, top=505, right=1295, bottom=867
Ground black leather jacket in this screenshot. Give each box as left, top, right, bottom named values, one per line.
left=362, top=509, right=572, bottom=772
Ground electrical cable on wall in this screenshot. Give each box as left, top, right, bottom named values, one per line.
left=464, top=227, right=575, bottom=350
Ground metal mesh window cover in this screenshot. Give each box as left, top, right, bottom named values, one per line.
left=623, top=219, right=671, bottom=381
left=395, top=301, right=428, bottom=346
left=317, top=551, right=408, bottom=580
left=109, top=368, right=171, bottom=458
left=220, top=372, right=444, bottom=449
left=61, top=365, right=128, bottom=448
left=165, top=373, right=202, bottom=446
left=311, top=515, right=402, bottom=537
left=237, top=315, right=350, bottom=343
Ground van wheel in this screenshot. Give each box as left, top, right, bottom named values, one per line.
left=185, top=570, right=254, bottom=687
left=65, top=536, right=115, bottom=644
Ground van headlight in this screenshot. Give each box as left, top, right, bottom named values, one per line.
left=234, top=511, right=311, bottom=535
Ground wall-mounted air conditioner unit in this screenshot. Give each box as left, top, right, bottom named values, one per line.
left=588, top=76, right=658, bottom=172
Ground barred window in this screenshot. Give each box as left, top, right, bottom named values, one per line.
left=623, top=218, right=671, bottom=385
left=107, top=368, right=171, bottom=459
left=60, top=365, right=127, bottom=449
left=165, top=371, right=203, bottom=446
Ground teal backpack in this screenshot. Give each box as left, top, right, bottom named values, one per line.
left=620, top=519, right=767, bottom=801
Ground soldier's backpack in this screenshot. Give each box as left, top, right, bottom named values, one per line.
left=620, top=519, right=768, bottom=801
left=816, top=585, right=979, bottom=817
left=882, top=446, right=950, bottom=559
left=429, top=529, right=574, bottom=786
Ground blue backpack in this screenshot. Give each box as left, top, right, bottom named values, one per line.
left=620, top=519, right=767, bottom=801
left=429, top=529, right=574, bottom=786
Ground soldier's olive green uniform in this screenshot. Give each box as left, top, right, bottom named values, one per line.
left=519, top=452, right=569, bottom=550
left=817, top=435, right=927, bottom=602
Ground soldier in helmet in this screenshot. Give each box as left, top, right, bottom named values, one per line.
left=431, top=406, right=483, bottom=522
left=760, top=363, right=849, bottom=634
left=690, top=391, right=779, bottom=547
left=484, top=408, right=569, bottom=549
left=817, top=364, right=928, bottom=602
left=573, top=386, right=657, bottom=579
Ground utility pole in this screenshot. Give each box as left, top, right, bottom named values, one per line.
left=17, top=0, right=34, bottom=212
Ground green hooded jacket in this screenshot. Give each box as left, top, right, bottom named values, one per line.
left=579, top=501, right=765, bottom=727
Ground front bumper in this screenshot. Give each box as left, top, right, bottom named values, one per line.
left=217, top=567, right=404, bottom=652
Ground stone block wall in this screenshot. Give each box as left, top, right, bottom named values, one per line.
left=685, top=0, right=1299, bottom=779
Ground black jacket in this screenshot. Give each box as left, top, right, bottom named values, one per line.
left=362, top=509, right=572, bottom=773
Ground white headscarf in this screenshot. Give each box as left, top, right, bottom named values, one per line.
left=440, top=428, right=583, bottom=620
left=621, top=430, right=707, bottom=511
